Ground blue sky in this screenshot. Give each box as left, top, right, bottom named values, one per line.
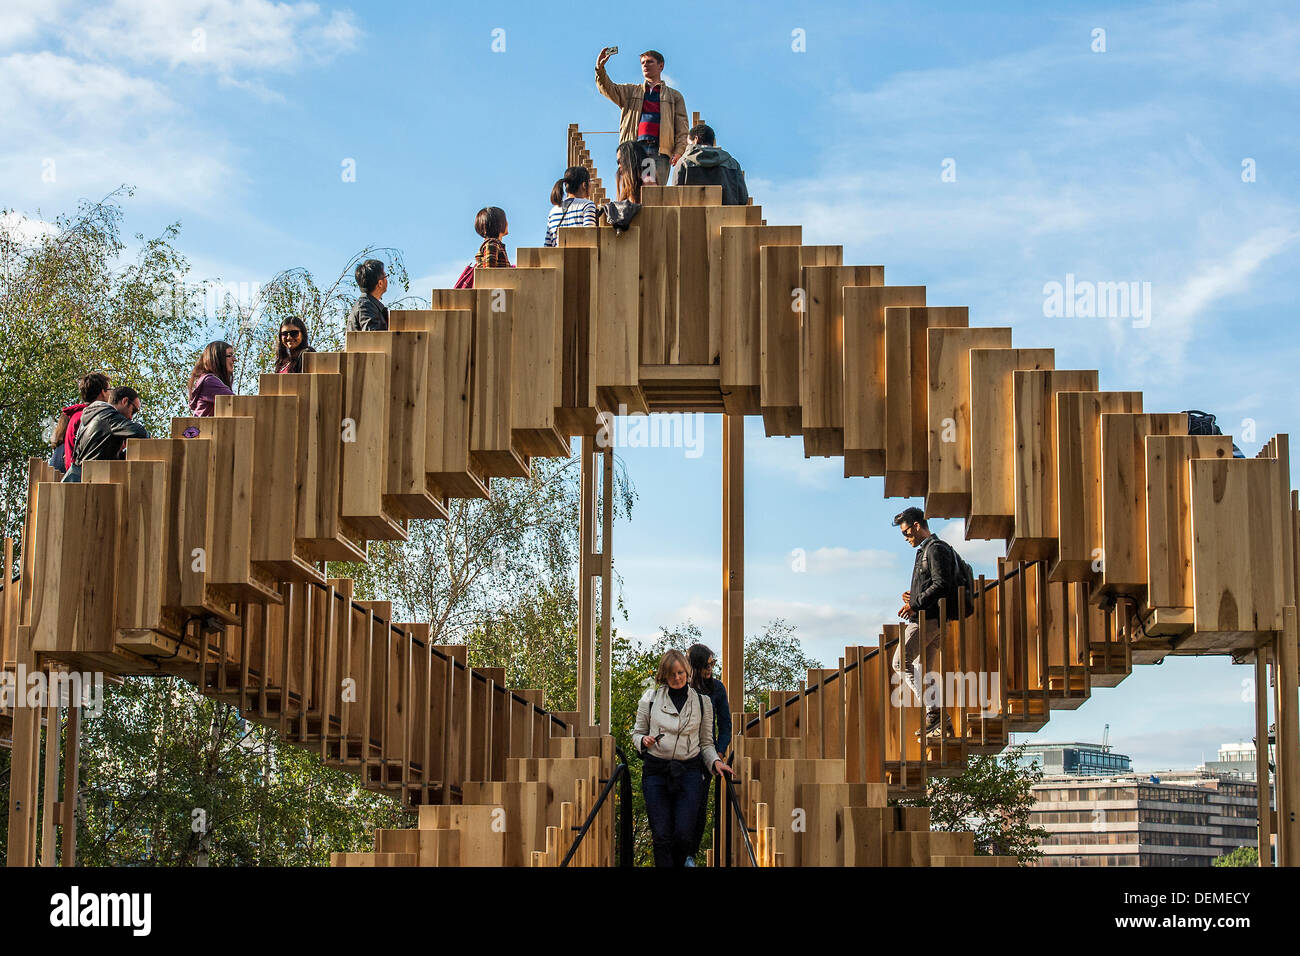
left=4, top=0, right=1298, bottom=771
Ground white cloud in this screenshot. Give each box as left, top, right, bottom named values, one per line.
left=0, top=211, right=59, bottom=245
left=0, top=51, right=173, bottom=117
left=67, top=0, right=359, bottom=76
left=0, top=0, right=67, bottom=49
left=746, top=432, right=845, bottom=490
left=801, top=545, right=896, bottom=573
left=1161, top=226, right=1298, bottom=329
left=0, top=54, right=235, bottom=210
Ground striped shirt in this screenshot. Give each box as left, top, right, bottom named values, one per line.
left=544, top=198, right=599, bottom=247
left=637, top=83, right=661, bottom=150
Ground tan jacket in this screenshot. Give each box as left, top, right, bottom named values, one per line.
left=595, top=63, right=689, bottom=160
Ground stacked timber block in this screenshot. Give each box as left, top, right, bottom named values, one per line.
left=332, top=736, right=615, bottom=867
left=724, top=737, right=1013, bottom=866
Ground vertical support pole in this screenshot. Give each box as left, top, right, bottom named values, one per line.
left=39, top=691, right=61, bottom=866
left=7, top=702, right=40, bottom=866
left=1276, top=607, right=1300, bottom=866
left=600, top=444, right=614, bottom=730
left=578, top=435, right=597, bottom=728
left=722, top=415, right=744, bottom=728
left=440, top=657, right=454, bottom=805
left=61, top=703, right=80, bottom=867
left=8, top=484, right=43, bottom=866
left=1256, top=649, right=1274, bottom=866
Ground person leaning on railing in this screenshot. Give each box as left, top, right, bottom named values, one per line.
left=632, top=649, right=734, bottom=867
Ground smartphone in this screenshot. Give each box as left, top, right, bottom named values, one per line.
left=607, top=46, right=618, bottom=55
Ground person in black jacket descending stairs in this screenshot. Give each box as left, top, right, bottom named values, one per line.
left=892, top=506, right=957, bottom=738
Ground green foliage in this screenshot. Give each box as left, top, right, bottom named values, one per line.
left=0, top=192, right=460, bottom=866
left=76, top=679, right=410, bottom=866
left=1213, top=845, right=1259, bottom=866
left=898, top=741, right=1048, bottom=865
left=214, top=247, right=417, bottom=396
left=742, top=618, right=821, bottom=716
left=0, top=188, right=203, bottom=540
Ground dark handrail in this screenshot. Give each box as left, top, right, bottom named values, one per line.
left=561, top=745, right=633, bottom=867
left=740, top=566, right=1024, bottom=733
left=303, top=578, right=569, bottom=731
left=722, top=772, right=758, bottom=867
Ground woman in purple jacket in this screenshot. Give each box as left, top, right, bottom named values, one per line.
left=187, top=340, right=235, bottom=417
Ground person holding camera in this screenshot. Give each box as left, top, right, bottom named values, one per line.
left=595, top=46, right=688, bottom=187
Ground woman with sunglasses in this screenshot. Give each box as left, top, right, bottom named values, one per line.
left=275, top=317, right=315, bottom=374
left=686, top=642, right=732, bottom=865
left=631, top=648, right=734, bottom=867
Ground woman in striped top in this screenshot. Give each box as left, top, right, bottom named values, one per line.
left=543, top=166, right=598, bottom=247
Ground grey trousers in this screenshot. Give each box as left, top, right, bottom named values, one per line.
left=893, top=617, right=940, bottom=710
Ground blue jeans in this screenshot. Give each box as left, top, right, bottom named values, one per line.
left=643, top=759, right=705, bottom=867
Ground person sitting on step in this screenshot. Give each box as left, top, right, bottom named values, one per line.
left=892, top=506, right=957, bottom=739
left=672, top=123, right=749, bottom=206
left=632, top=649, right=734, bottom=867
left=347, top=258, right=390, bottom=332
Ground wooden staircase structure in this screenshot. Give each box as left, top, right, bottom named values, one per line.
left=3, top=125, right=1299, bottom=867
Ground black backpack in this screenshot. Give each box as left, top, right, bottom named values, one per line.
left=1182, top=410, right=1244, bottom=458
left=1183, top=409, right=1220, bottom=436
left=924, top=538, right=976, bottom=619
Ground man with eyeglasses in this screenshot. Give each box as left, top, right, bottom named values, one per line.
left=347, top=258, right=389, bottom=332
left=62, top=386, right=148, bottom=483
left=892, top=506, right=957, bottom=738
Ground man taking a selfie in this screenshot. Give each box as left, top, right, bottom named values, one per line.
left=595, top=47, right=688, bottom=187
